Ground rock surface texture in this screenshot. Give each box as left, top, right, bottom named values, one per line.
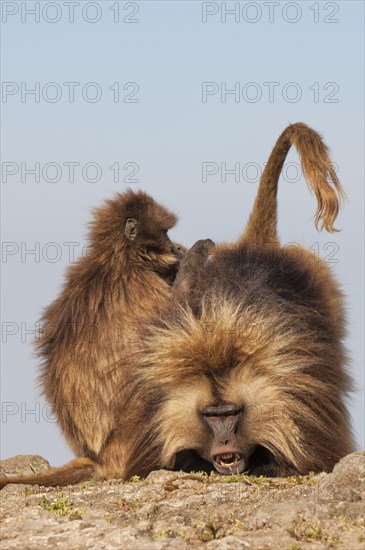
left=0, top=452, right=364, bottom=549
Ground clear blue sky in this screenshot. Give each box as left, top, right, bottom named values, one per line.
left=1, top=0, right=364, bottom=465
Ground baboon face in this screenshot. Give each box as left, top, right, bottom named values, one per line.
left=201, top=402, right=246, bottom=474
left=155, top=370, right=276, bottom=476
left=175, top=400, right=249, bottom=475
left=90, top=189, right=184, bottom=282
left=124, top=204, right=184, bottom=281
left=125, top=218, right=184, bottom=282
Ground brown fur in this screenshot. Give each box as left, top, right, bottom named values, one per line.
left=131, top=122, right=353, bottom=477
left=242, top=121, right=345, bottom=245
left=0, top=458, right=95, bottom=488
left=136, top=243, right=353, bottom=476
left=0, top=123, right=354, bottom=488
left=0, top=189, right=184, bottom=489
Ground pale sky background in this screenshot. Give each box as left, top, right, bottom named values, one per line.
left=1, top=0, right=364, bottom=466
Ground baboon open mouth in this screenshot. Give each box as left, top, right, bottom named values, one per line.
left=213, top=453, right=245, bottom=474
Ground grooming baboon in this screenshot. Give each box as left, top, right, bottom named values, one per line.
left=0, top=189, right=185, bottom=489
left=0, top=123, right=354, bottom=488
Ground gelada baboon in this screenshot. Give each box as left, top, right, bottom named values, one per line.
left=0, top=123, right=354, bottom=488
left=0, top=189, right=185, bottom=489
left=137, top=122, right=353, bottom=477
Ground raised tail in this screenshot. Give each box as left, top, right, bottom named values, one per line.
left=241, top=122, right=345, bottom=246
left=0, top=457, right=95, bottom=489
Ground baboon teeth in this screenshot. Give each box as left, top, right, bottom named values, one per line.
left=221, top=453, right=234, bottom=462
left=215, top=453, right=241, bottom=466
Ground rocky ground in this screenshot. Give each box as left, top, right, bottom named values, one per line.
left=0, top=452, right=364, bottom=550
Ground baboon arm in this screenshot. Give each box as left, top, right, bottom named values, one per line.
left=173, top=239, right=215, bottom=301
left=241, top=122, right=345, bottom=245
left=0, top=457, right=95, bottom=490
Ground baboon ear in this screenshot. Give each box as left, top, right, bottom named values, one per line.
left=125, top=218, right=138, bottom=240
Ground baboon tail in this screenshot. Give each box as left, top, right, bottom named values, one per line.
left=241, top=122, right=345, bottom=245
left=0, top=457, right=95, bottom=489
